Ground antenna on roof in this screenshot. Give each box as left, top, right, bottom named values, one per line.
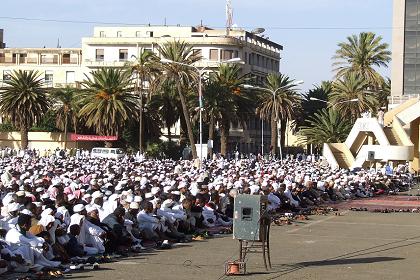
left=56, top=38, right=61, bottom=48
left=226, top=0, right=233, bottom=35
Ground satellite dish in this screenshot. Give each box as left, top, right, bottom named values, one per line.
left=251, top=28, right=265, bottom=34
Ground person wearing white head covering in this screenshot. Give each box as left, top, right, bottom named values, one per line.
left=5, top=214, right=61, bottom=270
left=1, top=167, right=12, bottom=186
left=68, top=204, right=99, bottom=255
left=102, top=194, right=119, bottom=221
left=1, top=202, right=20, bottom=231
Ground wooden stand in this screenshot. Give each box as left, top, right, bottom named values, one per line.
left=238, top=216, right=271, bottom=270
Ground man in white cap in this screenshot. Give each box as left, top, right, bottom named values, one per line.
left=1, top=202, right=20, bottom=231
left=69, top=204, right=100, bottom=255
left=5, top=214, right=61, bottom=270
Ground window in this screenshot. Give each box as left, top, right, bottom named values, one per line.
left=62, top=53, right=71, bottom=64
left=3, top=70, right=11, bottom=81
left=45, top=70, right=53, bottom=86
left=222, top=50, right=233, bottom=60
left=193, top=49, right=202, bottom=58
left=99, top=31, right=105, bottom=38
left=117, top=31, right=122, bottom=37
left=19, top=53, right=27, bottom=64
left=95, top=49, right=104, bottom=61
left=66, top=71, right=75, bottom=84
left=146, top=31, right=154, bottom=37
left=209, top=49, right=218, bottom=61
left=244, top=52, right=248, bottom=64
left=119, top=49, right=128, bottom=61
left=136, top=31, right=141, bottom=37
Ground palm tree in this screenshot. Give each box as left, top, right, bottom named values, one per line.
left=298, top=108, right=352, bottom=149
left=125, top=50, right=160, bottom=153
left=203, top=64, right=252, bottom=157
left=158, top=40, right=201, bottom=158
left=50, top=86, right=80, bottom=149
left=0, top=70, right=50, bottom=148
left=148, top=81, right=180, bottom=142
left=330, top=73, right=378, bottom=121
left=295, top=82, right=331, bottom=129
left=79, top=68, right=138, bottom=143
left=377, top=77, right=391, bottom=109
left=333, top=32, right=391, bottom=88
left=256, top=73, right=301, bottom=158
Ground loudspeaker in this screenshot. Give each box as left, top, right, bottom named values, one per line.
left=233, top=194, right=268, bottom=241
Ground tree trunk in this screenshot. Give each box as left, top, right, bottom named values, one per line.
left=64, top=114, right=68, bottom=150
left=20, top=125, right=29, bottom=149
left=280, top=119, right=287, bottom=157
left=167, top=126, right=172, bottom=142
left=139, top=78, right=144, bottom=153
left=178, top=85, right=197, bottom=159
left=208, top=115, right=214, bottom=157
left=179, top=109, right=187, bottom=146
left=220, top=120, right=230, bottom=157
left=270, top=114, right=277, bottom=158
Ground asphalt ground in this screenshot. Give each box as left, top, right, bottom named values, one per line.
left=69, top=210, right=420, bottom=280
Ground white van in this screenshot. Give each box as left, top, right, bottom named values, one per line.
left=91, top=147, right=125, bottom=159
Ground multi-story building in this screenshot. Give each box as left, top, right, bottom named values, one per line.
left=81, top=25, right=282, bottom=154
left=391, top=0, right=420, bottom=99
left=0, top=47, right=83, bottom=88
left=0, top=29, right=5, bottom=49
left=0, top=25, right=285, bottom=154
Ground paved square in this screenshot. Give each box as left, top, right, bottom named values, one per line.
left=72, top=211, right=420, bottom=280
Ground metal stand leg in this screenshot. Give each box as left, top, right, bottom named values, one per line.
left=262, top=239, right=268, bottom=270
left=267, top=227, right=272, bottom=268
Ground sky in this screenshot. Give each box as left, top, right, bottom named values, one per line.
left=0, top=0, right=393, bottom=92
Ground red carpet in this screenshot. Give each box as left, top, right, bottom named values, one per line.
left=336, top=196, right=420, bottom=210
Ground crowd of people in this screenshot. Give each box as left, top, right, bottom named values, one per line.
left=0, top=147, right=413, bottom=275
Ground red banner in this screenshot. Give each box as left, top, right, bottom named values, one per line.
left=70, top=134, right=118, bottom=141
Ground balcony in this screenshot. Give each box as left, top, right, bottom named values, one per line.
left=40, top=57, right=58, bottom=64
left=0, top=57, right=16, bottom=64
left=83, top=59, right=126, bottom=67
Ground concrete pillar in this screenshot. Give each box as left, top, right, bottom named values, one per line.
left=411, top=119, right=420, bottom=171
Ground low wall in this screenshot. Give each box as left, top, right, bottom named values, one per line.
left=0, top=132, right=96, bottom=150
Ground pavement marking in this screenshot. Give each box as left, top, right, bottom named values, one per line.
left=286, top=211, right=348, bottom=233
left=323, top=221, right=420, bottom=228
left=289, top=233, right=420, bottom=242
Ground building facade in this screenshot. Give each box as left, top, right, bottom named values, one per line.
left=0, top=26, right=287, bottom=155
left=0, top=47, right=84, bottom=88
left=391, top=0, right=420, bottom=97
left=0, top=29, right=5, bottom=49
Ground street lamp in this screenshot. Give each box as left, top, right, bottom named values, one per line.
left=244, top=80, right=303, bottom=163
left=309, top=97, right=359, bottom=107
left=161, top=57, right=243, bottom=164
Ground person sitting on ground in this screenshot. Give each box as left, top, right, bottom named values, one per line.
left=5, top=214, right=61, bottom=270
left=102, top=207, right=133, bottom=253
left=65, top=224, right=85, bottom=258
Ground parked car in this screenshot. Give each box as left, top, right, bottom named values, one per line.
left=91, top=147, right=125, bottom=159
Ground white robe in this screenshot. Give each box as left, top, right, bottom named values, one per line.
left=69, top=213, right=100, bottom=255
left=5, top=227, right=60, bottom=269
